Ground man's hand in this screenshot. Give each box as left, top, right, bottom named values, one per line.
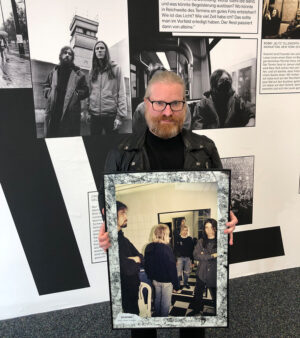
left=211, top=253, right=218, bottom=258
left=98, top=222, right=111, bottom=251
left=225, top=210, right=238, bottom=246
left=128, top=256, right=141, bottom=263
left=113, top=119, right=122, bottom=130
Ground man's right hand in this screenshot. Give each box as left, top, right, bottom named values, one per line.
left=98, top=222, right=111, bottom=251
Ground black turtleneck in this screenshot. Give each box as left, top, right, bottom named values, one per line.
left=145, top=129, right=184, bottom=170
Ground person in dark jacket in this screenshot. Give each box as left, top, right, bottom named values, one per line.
left=43, top=46, right=89, bottom=138
left=145, top=224, right=180, bottom=316
left=192, top=69, right=255, bottom=129
left=188, top=219, right=218, bottom=316
left=174, top=224, right=194, bottom=289
left=116, top=201, right=143, bottom=315
left=98, top=70, right=237, bottom=338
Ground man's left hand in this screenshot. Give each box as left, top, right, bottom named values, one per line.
left=225, top=210, right=238, bottom=246
left=128, top=256, right=141, bottom=263
left=113, top=119, right=122, bottom=130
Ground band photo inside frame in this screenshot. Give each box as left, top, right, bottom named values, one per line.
left=104, top=170, right=230, bottom=329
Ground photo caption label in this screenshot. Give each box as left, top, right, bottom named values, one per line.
left=159, top=0, right=258, bottom=34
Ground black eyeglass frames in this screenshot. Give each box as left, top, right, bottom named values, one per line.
left=147, top=98, right=186, bottom=112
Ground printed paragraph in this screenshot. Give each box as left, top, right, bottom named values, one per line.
left=261, top=41, right=300, bottom=93
left=159, top=0, right=258, bottom=33
left=88, top=192, right=107, bottom=263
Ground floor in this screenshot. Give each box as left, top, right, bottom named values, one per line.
left=170, top=269, right=215, bottom=317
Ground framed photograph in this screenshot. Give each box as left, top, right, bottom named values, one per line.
left=104, top=170, right=230, bottom=329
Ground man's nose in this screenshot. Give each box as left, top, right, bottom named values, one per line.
left=162, top=104, right=173, bottom=116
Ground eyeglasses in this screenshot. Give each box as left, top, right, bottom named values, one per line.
left=147, top=98, right=185, bottom=112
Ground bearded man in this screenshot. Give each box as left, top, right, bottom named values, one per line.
left=116, top=201, right=143, bottom=315
left=192, top=69, right=255, bottom=129
left=43, top=46, right=89, bottom=137
left=99, top=70, right=237, bottom=338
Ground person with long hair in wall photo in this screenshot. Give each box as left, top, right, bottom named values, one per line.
left=144, top=224, right=180, bottom=317
left=87, top=40, right=127, bottom=135
left=188, top=218, right=218, bottom=316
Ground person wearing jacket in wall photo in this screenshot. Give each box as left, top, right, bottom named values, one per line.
left=87, top=40, right=127, bottom=135
left=144, top=224, right=180, bottom=317
left=188, top=219, right=218, bottom=316
left=174, top=222, right=194, bottom=289
left=192, top=69, right=255, bottom=129
left=43, top=46, right=89, bottom=138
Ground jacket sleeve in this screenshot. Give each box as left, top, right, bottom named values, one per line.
left=119, top=255, right=141, bottom=277
left=115, top=65, right=127, bottom=121
left=98, top=147, right=124, bottom=212
left=132, top=102, right=147, bottom=134
left=76, top=73, right=89, bottom=100
left=119, top=238, right=143, bottom=276
left=183, top=104, right=192, bottom=130
left=43, top=71, right=53, bottom=99
left=207, top=138, right=223, bottom=169
left=191, top=102, right=204, bottom=129
left=144, top=245, right=151, bottom=279
left=166, top=247, right=180, bottom=290
left=238, top=96, right=255, bottom=125
left=188, top=237, right=194, bottom=261
left=193, top=239, right=214, bottom=262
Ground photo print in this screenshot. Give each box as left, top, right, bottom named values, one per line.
left=104, top=170, right=230, bottom=329
left=0, top=0, right=31, bottom=88
left=128, top=0, right=257, bottom=132
left=221, top=156, right=254, bottom=226
left=26, top=0, right=131, bottom=138
left=262, top=0, right=300, bottom=39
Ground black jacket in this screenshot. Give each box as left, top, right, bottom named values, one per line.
left=104, top=128, right=223, bottom=172
left=99, top=129, right=223, bottom=210
left=174, top=235, right=194, bottom=260
left=144, top=242, right=180, bottom=290
left=118, top=230, right=143, bottom=291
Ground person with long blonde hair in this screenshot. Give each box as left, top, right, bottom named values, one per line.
left=144, top=224, right=179, bottom=317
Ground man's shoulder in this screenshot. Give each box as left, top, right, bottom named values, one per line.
left=115, top=131, right=146, bottom=152
left=182, top=129, right=216, bottom=149
left=72, top=65, right=85, bottom=77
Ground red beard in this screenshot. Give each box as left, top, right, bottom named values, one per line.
left=145, top=112, right=185, bottom=139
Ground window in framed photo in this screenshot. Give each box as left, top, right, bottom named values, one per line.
left=104, top=170, right=230, bottom=329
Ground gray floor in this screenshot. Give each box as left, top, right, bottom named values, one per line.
left=0, top=268, right=299, bottom=338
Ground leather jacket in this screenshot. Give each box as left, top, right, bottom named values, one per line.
left=99, top=129, right=222, bottom=210
left=104, top=128, right=223, bottom=172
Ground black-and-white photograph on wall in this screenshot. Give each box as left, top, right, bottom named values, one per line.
left=128, top=0, right=257, bottom=132
left=26, top=0, right=131, bottom=138
left=104, top=170, right=230, bottom=329
left=221, top=156, right=254, bottom=226
left=262, top=0, right=300, bottom=39
left=0, top=0, right=31, bottom=88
